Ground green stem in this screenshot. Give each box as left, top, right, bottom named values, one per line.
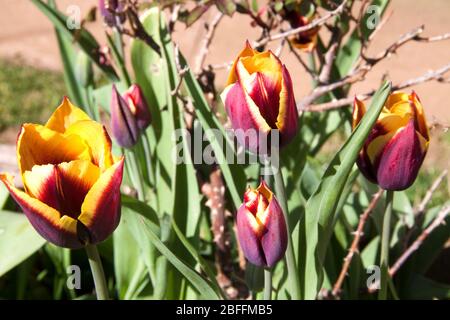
left=126, top=148, right=146, bottom=201
left=379, top=190, right=394, bottom=300
left=271, top=162, right=301, bottom=300
left=141, top=134, right=156, bottom=187
left=85, top=244, right=109, bottom=300
left=264, top=268, right=272, bottom=300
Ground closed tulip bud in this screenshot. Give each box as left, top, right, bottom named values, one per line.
left=0, top=97, right=124, bottom=249
left=110, top=84, right=140, bottom=148
left=236, top=181, right=287, bottom=268
left=353, top=91, right=430, bottom=191
left=221, top=41, right=298, bottom=153
left=122, top=84, right=152, bottom=131
left=98, top=0, right=125, bottom=27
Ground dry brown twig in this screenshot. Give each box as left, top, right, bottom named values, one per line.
left=389, top=205, right=450, bottom=277
left=332, top=189, right=384, bottom=298
left=253, top=0, right=348, bottom=47
left=301, top=62, right=450, bottom=112
left=414, top=170, right=449, bottom=217
left=194, top=11, right=224, bottom=75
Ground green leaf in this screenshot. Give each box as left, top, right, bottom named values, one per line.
left=0, top=211, right=46, bottom=277
left=299, top=81, right=391, bottom=299
left=215, top=0, right=237, bottom=16
left=31, top=0, right=118, bottom=81
left=180, top=53, right=246, bottom=210
left=405, top=274, right=450, bottom=299
left=113, top=215, right=147, bottom=300
left=123, top=209, right=221, bottom=299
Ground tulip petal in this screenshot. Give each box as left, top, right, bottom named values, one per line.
left=124, top=84, right=152, bottom=131
left=277, top=65, right=298, bottom=145
left=352, top=97, right=367, bottom=130
left=17, top=124, right=91, bottom=176
left=385, top=92, right=409, bottom=109
left=226, top=40, right=257, bottom=86
left=23, top=160, right=100, bottom=219
left=78, top=158, right=124, bottom=244
left=0, top=173, right=84, bottom=248
left=45, top=97, right=91, bottom=133
left=409, top=91, right=429, bottom=141
left=260, top=197, right=287, bottom=267
left=244, top=72, right=280, bottom=128
left=65, top=120, right=114, bottom=171
left=221, top=81, right=271, bottom=152
left=111, top=85, right=140, bottom=148
left=376, top=120, right=427, bottom=190
left=236, top=204, right=266, bottom=267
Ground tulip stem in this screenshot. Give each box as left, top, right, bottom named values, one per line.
left=126, top=148, right=146, bottom=201
left=379, top=190, right=394, bottom=300
left=141, top=134, right=156, bottom=187
left=264, top=268, right=272, bottom=300
left=85, top=244, right=109, bottom=300
left=272, top=162, right=301, bottom=300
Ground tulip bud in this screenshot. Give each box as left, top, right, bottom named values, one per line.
left=236, top=180, right=287, bottom=268
left=122, top=84, right=152, bottom=131
left=110, top=84, right=140, bottom=148
left=285, top=12, right=319, bottom=52
left=353, top=91, right=430, bottom=191
left=98, top=0, right=125, bottom=27
left=221, top=41, right=298, bottom=153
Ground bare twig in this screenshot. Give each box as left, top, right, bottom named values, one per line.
left=332, top=189, right=384, bottom=298
left=389, top=205, right=450, bottom=277
left=171, top=45, right=189, bottom=96
left=194, top=11, right=224, bottom=75
left=302, top=62, right=450, bottom=112
left=254, top=0, right=348, bottom=47
left=414, top=170, right=448, bottom=217
left=415, top=32, right=450, bottom=43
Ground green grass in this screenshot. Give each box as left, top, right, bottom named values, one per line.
left=0, top=58, right=66, bottom=132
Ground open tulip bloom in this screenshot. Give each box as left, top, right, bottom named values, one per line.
left=353, top=91, right=429, bottom=191
left=0, top=97, right=124, bottom=249
left=236, top=181, right=287, bottom=268
left=221, top=41, right=298, bottom=153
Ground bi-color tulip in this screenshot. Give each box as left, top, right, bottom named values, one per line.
left=353, top=91, right=430, bottom=191
left=221, top=42, right=298, bottom=153
left=111, top=84, right=152, bottom=148
left=286, top=13, right=319, bottom=52
left=0, top=97, right=124, bottom=248
left=236, top=181, right=287, bottom=268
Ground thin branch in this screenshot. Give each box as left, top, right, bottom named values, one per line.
left=194, top=11, right=224, bottom=75
left=414, top=170, right=448, bottom=217
left=253, top=0, right=348, bottom=47
left=302, top=62, right=450, bottom=112
left=171, top=45, right=189, bottom=96
left=415, top=32, right=450, bottom=43
left=332, top=189, right=384, bottom=298
left=389, top=205, right=450, bottom=277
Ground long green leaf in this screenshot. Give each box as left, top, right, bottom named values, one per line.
left=31, top=0, right=118, bottom=81
left=300, top=81, right=392, bottom=299
left=124, top=209, right=220, bottom=299
left=0, top=211, right=46, bottom=277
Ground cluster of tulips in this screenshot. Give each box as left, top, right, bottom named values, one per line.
left=0, top=40, right=429, bottom=293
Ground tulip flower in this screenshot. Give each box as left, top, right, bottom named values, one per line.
left=286, top=13, right=319, bottom=52
left=236, top=180, right=287, bottom=268
left=98, top=0, right=125, bottom=27
left=352, top=91, right=429, bottom=191
left=110, top=84, right=152, bottom=149
left=0, top=97, right=124, bottom=249
left=221, top=41, right=298, bottom=153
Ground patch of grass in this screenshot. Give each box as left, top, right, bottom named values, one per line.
left=0, top=57, right=66, bottom=131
